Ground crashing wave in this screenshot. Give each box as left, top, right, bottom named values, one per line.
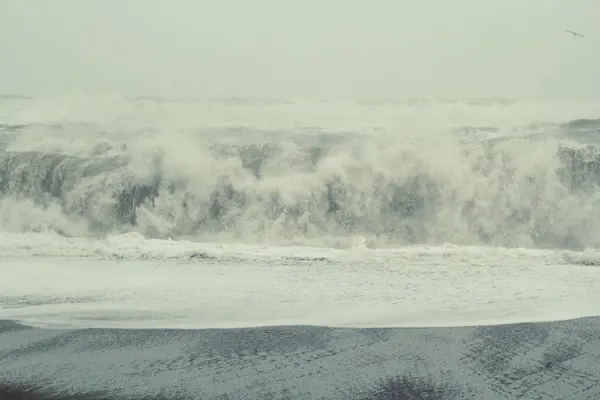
left=2, top=123, right=600, bottom=250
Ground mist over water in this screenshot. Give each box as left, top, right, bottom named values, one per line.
left=1, top=96, right=600, bottom=250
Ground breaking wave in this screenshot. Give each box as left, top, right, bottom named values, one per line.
left=2, top=114, right=600, bottom=250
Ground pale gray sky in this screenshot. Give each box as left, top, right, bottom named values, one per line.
left=0, top=0, right=598, bottom=100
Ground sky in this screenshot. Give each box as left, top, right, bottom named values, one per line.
left=0, top=0, right=598, bottom=100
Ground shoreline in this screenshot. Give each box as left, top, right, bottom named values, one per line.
left=2, top=317, right=599, bottom=399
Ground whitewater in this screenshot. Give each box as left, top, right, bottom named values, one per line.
left=2, top=95, right=600, bottom=330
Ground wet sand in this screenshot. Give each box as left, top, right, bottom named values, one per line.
left=1, top=318, right=600, bottom=399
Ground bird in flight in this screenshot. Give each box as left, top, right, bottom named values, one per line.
left=565, top=30, right=584, bottom=38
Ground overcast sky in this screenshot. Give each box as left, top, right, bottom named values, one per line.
left=0, top=0, right=598, bottom=100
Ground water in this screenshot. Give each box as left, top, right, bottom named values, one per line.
left=2, top=95, right=600, bottom=329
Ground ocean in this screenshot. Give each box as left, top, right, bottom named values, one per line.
left=2, top=95, right=600, bottom=399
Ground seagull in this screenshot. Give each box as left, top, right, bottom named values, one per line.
left=565, top=30, right=584, bottom=38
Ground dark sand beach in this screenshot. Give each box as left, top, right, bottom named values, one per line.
left=2, top=318, right=600, bottom=399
